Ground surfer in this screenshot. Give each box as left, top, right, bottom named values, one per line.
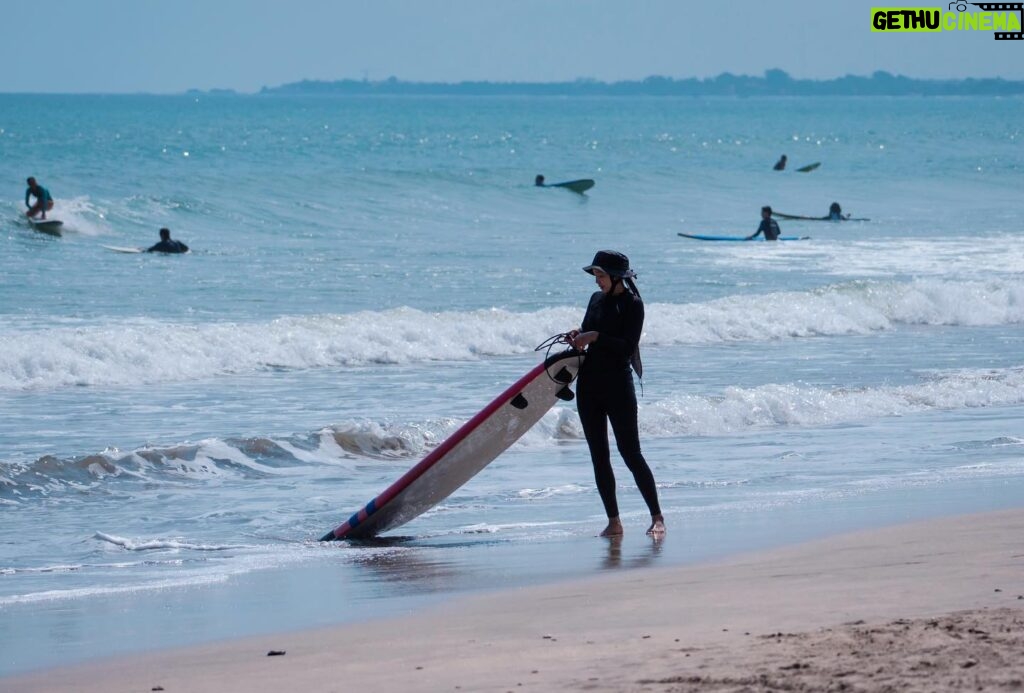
left=535, top=174, right=546, bottom=186
left=24, top=177, right=54, bottom=220
left=828, top=202, right=848, bottom=221
left=746, top=206, right=781, bottom=241
left=773, top=154, right=787, bottom=171
left=146, top=227, right=189, bottom=254
left=568, top=250, right=665, bottom=538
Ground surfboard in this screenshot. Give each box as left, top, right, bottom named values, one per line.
left=796, top=162, right=821, bottom=173
left=772, top=212, right=871, bottom=222
left=28, top=219, right=63, bottom=236
left=320, top=349, right=584, bottom=540
left=102, top=245, right=144, bottom=254
left=550, top=179, right=595, bottom=194
left=678, top=232, right=809, bottom=242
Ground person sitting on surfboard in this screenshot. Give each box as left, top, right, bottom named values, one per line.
left=746, top=206, right=782, bottom=241
left=146, top=227, right=189, bottom=254
left=568, top=250, right=665, bottom=538
left=535, top=174, right=545, bottom=186
left=24, top=177, right=54, bottom=220
left=773, top=154, right=787, bottom=171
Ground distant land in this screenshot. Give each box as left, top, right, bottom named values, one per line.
left=247, top=69, right=1024, bottom=97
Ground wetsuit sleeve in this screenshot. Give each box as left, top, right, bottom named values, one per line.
left=25, top=188, right=31, bottom=207
left=748, top=221, right=765, bottom=240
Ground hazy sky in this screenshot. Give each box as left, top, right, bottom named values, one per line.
left=2, top=0, right=1021, bottom=93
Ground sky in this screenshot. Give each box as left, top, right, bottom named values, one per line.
left=1, top=0, right=1022, bottom=93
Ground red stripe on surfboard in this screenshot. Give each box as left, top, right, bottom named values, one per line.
left=327, top=353, right=573, bottom=539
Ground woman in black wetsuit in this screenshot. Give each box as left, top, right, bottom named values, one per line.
left=568, top=250, right=665, bottom=538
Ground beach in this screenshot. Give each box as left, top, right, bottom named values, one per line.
left=6, top=508, right=1022, bottom=692
left=2, top=93, right=1023, bottom=689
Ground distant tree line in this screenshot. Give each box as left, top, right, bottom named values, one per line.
left=253, top=69, right=1024, bottom=97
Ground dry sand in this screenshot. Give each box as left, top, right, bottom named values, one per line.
left=6, top=508, right=1024, bottom=692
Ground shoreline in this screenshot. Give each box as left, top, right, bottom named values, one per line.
left=6, top=507, right=1023, bottom=692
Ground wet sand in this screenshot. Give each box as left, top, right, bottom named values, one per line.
left=5, top=508, right=1024, bottom=692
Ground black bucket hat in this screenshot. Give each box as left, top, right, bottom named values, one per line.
left=582, top=250, right=635, bottom=278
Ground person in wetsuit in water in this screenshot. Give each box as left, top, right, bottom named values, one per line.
left=25, top=177, right=54, bottom=219
left=146, top=227, right=189, bottom=253
left=746, top=206, right=782, bottom=241
left=568, top=250, right=665, bottom=538
left=828, top=202, right=848, bottom=221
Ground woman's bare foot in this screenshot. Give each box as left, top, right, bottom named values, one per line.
left=646, top=515, right=666, bottom=536
left=599, top=518, right=624, bottom=537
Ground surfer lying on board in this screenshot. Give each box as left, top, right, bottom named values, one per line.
left=146, top=227, right=189, bottom=254
left=568, top=250, right=666, bottom=538
left=746, top=206, right=782, bottom=241
left=24, top=177, right=54, bottom=220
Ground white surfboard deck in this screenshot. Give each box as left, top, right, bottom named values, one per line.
left=103, top=245, right=144, bottom=254
left=321, top=349, right=584, bottom=540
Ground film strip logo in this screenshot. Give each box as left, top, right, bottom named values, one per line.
left=960, top=2, right=1024, bottom=38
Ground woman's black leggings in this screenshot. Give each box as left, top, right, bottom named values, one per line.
left=576, top=370, right=661, bottom=519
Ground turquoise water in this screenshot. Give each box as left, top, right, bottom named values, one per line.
left=1, top=94, right=1022, bottom=675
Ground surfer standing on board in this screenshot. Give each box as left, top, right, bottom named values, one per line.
left=24, top=177, right=54, bottom=220
left=568, top=250, right=666, bottom=538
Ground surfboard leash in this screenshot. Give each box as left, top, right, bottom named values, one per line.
left=534, top=333, right=584, bottom=389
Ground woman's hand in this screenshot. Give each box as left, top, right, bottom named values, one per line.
left=569, top=331, right=598, bottom=350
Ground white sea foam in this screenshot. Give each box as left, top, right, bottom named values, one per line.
left=4, top=367, right=1021, bottom=500
left=94, top=532, right=244, bottom=551
left=2, top=278, right=1022, bottom=391
left=642, top=367, right=1024, bottom=436
left=706, top=236, right=1024, bottom=279
left=0, top=541, right=318, bottom=607
left=37, top=196, right=110, bottom=237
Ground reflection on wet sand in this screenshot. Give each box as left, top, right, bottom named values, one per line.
left=335, top=529, right=667, bottom=602
left=601, top=534, right=663, bottom=570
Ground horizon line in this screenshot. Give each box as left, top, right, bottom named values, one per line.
left=2, top=69, right=1022, bottom=97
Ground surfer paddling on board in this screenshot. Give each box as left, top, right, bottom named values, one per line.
left=746, top=206, right=782, bottom=241
left=568, top=250, right=665, bottom=538
left=24, top=177, right=54, bottom=220
left=146, top=227, right=189, bottom=254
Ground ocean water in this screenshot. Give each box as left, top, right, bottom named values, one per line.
left=1, top=93, right=1022, bottom=675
